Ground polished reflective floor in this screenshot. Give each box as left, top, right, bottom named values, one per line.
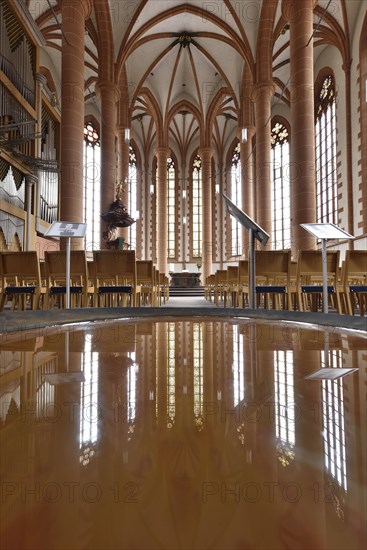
left=0, top=318, right=366, bottom=550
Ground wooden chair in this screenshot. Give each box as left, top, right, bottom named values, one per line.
left=296, top=250, right=341, bottom=313
left=92, top=250, right=141, bottom=307
left=213, top=269, right=227, bottom=306
left=238, top=259, right=249, bottom=308
left=137, top=260, right=157, bottom=306
left=204, top=273, right=215, bottom=302
left=225, top=265, right=239, bottom=307
left=0, top=251, right=45, bottom=311
left=158, top=272, right=169, bottom=305
left=340, top=250, right=367, bottom=315
left=44, top=250, right=92, bottom=308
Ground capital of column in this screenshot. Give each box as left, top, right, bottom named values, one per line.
left=198, top=146, right=213, bottom=159
left=250, top=82, right=275, bottom=102
left=25, top=174, right=38, bottom=187
left=282, top=0, right=317, bottom=22
left=155, top=147, right=170, bottom=159
left=95, top=81, right=120, bottom=103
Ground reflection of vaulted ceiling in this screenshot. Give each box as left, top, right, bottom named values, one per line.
left=29, top=0, right=362, bottom=158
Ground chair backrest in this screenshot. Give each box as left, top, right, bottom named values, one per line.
left=296, top=250, right=340, bottom=283
left=215, top=269, right=227, bottom=285
left=238, top=260, right=248, bottom=285
left=227, top=265, right=239, bottom=284
left=255, top=250, right=291, bottom=282
left=137, top=260, right=155, bottom=284
left=44, top=250, right=89, bottom=285
left=343, top=250, right=367, bottom=283
left=93, top=250, right=137, bottom=285
left=1, top=251, right=41, bottom=285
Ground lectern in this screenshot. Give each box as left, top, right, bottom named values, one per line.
left=300, top=223, right=354, bottom=314
left=223, top=194, right=269, bottom=309
left=44, top=221, right=87, bottom=309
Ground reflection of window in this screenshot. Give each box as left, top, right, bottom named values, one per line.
left=80, top=339, right=99, bottom=462
left=315, top=75, right=338, bottom=224
left=193, top=322, right=203, bottom=430
left=128, top=145, right=137, bottom=249
left=83, top=122, right=100, bottom=250
left=322, top=350, right=347, bottom=490
left=127, top=351, right=138, bottom=440
left=233, top=326, right=244, bottom=407
left=271, top=122, right=290, bottom=250
left=274, top=350, right=295, bottom=466
left=192, top=156, right=202, bottom=257
left=231, top=143, right=242, bottom=256
left=167, top=322, right=175, bottom=428
left=167, top=157, right=176, bottom=258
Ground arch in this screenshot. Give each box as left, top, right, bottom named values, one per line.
left=39, top=66, right=56, bottom=93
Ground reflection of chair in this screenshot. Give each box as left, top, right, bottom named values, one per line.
left=296, top=250, right=341, bottom=313
left=137, top=260, right=157, bottom=306
left=44, top=250, right=92, bottom=308
left=92, top=250, right=141, bottom=307
left=0, top=251, right=45, bottom=311
left=340, top=251, right=367, bottom=315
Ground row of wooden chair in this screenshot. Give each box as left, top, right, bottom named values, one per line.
left=0, top=250, right=170, bottom=311
left=205, top=250, right=367, bottom=315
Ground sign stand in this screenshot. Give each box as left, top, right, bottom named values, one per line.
left=300, top=223, right=354, bottom=314
left=44, top=221, right=87, bottom=309
left=223, top=194, right=270, bottom=309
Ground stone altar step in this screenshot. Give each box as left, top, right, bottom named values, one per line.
left=169, top=286, right=205, bottom=297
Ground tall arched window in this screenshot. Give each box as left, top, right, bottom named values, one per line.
left=315, top=75, right=338, bottom=224
left=83, top=121, right=100, bottom=250
left=192, top=155, right=202, bottom=257
left=230, top=142, right=242, bottom=256
left=167, top=156, right=176, bottom=258
left=128, top=145, right=137, bottom=250
left=271, top=121, right=290, bottom=249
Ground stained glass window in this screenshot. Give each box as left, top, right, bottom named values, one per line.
left=271, top=122, right=290, bottom=249
left=83, top=122, right=100, bottom=251
left=315, top=75, right=338, bottom=224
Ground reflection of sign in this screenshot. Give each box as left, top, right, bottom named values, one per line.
left=44, top=221, right=87, bottom=238
left=223, top=194, right=269, bottom=245
left=305, top=368, right=358, bottom=380
left=301, top=223, right=354, bottom=240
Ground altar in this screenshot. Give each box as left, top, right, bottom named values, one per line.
left=169, top=272, right=201, bottom=287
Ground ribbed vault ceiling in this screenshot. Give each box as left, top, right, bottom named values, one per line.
left=27, top=0, right=362, bottom=160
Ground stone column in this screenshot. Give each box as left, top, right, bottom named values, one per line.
left=240, top=126, right=255, bottom=257
left=283, top=0, right=316, bottom=252
left=253, top=83, right=275, bottom=241
left=25, top=174, right=37, bottom=251
left=60, top=0, right=92, bottom=246
left=96, top=81, right=120, bottom=248
left=199, top=147, right=213, bottom=282
left=155, top=147, right=169, bottom=274
left=116, top=126, right=130, bottom=242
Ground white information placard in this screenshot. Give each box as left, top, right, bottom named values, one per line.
left=44, top=221, right=87, bottom=238
left=300, top=223, right=354, bottom=241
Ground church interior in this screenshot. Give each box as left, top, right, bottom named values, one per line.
left=0, top=1, right=366, bottom=549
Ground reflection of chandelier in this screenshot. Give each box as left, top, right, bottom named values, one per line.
left=79, top=443, right=96, bottom=466
left=276, top=440, right=295, bottom=467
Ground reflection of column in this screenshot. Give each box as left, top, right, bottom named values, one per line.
left=25, top=174, right=37, bottom=251
left=283, top=0, right=316, bottom=251
left=155, top=147, right=169, bottom=274
left=240, top=126, right=255, bottom=257
left=96, top=81, right=119, bottom=248
left=116, top=126, right=130, bottom=242
left=203, top=322, right=214, bottom=425
left=60, top=0, right=92, bottom=245
left=253, top=84, right=275, bottom=240
left=200, top=147, right=213, bottom=282
left=156, top=322, right=168, bottom=429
